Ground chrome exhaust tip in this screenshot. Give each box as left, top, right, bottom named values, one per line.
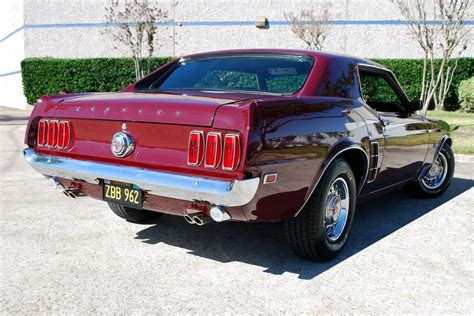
left=192, top=213, right=212, bottom=226
left=62, top=188, right=85, bottom=198
left=209, top=206, right=231, bottom=222
left=183, top=214, right=195, bottom=224
left=48, top=177, right=63, bottom=190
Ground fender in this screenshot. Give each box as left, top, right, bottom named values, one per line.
left=294, top=140, right=369, bottom=217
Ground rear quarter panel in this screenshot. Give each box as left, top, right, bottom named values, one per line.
left=241, top=97, right=369, bottom=221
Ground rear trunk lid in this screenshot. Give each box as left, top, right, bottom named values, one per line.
left=53, top=91, right=248, bottom=126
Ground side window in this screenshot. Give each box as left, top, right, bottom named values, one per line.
left=193, top=70, right=259, bottom=90
left=359, top=70, right=404, bottom=112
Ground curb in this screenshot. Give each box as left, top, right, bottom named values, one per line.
left=454, top=154, right=474, bottom=163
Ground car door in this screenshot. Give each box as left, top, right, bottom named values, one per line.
left=358, top=65, right=430, bottom=190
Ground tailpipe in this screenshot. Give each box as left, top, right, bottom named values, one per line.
left=209, top=206, right=231, bottom=222
left=192, top=213, right=212, bottom=226
left=62, top=188, right=86, bottom=198
left=183, top=214, right=195, bottom=225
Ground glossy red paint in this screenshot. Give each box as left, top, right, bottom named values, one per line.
left=25, top=49, right=449, bottom=222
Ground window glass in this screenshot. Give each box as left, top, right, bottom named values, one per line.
left=265, top=75, right=307, bottom=94
left=359, top=71, right=404, bottom=112
left=193, top=70, right=259, bottom=90
left=136, top=54, right=314, bottom=95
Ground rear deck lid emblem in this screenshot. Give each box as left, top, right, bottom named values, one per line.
left=111, top=131, right=134, bottom=158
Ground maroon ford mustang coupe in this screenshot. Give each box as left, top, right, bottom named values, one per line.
left=24, top=49, right=454, bottom=261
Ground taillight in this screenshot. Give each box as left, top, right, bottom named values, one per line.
left=57, top=121, right=71, bottom=149
left=187, top=130, right=241, bottom=171
left=37, top=119, right=72, bottom=150
left=187, top=131, right=204, bottom=166
left=204, top=132, right=222, bottom=168
left=47, top=120, right=59, bottom=147
left=37, top=119, right=48, bottom=146
left=222, top=134, right=241, bottom=171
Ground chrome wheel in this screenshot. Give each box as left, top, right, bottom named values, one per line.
left=422, top=152, right=448, bottom=190
left=324, top=177, right=350, bottom=241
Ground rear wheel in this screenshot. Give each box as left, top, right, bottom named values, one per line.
left=108, top=202, right=162, bottom=223
left=285, top=159, right=356, bottom=261
left=412, top=143, right=454, bottom=198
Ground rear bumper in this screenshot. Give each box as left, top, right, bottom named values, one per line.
left=23, top=148, right=259, bottom=207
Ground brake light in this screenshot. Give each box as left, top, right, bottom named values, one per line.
left=222, top=134, right=241, bottom=171
left=37, top=119, right=72, bottom=150
left=47, top=120, right=59, bottom=147
left=187, top=130, right=241, bottom=171
left=187, top=131, right=204, bottom=166
left=37, top=119, right=48, bottom=146
left=205, top=132, right=222, bottom=168
left=57, top=121, right=71, bottom=149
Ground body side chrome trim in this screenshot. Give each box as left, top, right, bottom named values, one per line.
left=23, top=148, right=259, bottom=207
left=294, top=145, right=369, bottom=217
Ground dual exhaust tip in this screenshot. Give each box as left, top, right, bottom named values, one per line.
left=50, top=177, right=230, bottom=222
left=184, top=206, right=231, bottom=225
left=62, top=188, right=85, bottom=199
left=49, top=178, right=85, bottom=199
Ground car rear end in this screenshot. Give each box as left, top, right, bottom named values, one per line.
left=24, top=50, right=316, bottom=223
left=24, top=91, right=262, bottom=222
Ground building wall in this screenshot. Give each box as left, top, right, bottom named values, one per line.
left=0, top=0, right=26, bottom=109
left=1, top=0, right=473, bottom=109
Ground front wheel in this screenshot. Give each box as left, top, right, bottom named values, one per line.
left=285, top=159, right=356, bottom=261
left=412, top=143, right=455, bottom=198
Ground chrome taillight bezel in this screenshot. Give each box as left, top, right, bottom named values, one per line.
left=222, top=133, right=241, bottom=171
left=187, top=130, right=205, bottom=166
left=57, top=121, right=71, bottom=150
left=37, top=119, right=72, bottom=150
left=37, top=119, right=48, bottom=147
left=204, top=132, right=222, bottom=169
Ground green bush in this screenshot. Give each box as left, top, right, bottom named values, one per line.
left=372, top=58, right=474, bottom=111
left=21, top=57, right=172, bottom=104
left=21, top=56, right=473, bottom=108
left=458, top=77, right=474, bottom=113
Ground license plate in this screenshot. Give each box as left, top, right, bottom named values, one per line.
left=103, top=180, right=143, bottom=209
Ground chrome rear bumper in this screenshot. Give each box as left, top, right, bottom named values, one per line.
left=23, top=148, right=259, bottom=207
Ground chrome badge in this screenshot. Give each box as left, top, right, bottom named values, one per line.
left=111, top=131, right=135, bottom=158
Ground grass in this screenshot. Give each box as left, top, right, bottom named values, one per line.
left=426, top=111, right=474, bottom=155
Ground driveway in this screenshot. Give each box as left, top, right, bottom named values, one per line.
left=1, top=116, right=473, bottom=313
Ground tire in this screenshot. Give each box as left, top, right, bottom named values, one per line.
left=411, top=143, right=455, bottom=198
left=108, top=202, right=162, bottom=223
left=285, top=158, right=357, bottom=261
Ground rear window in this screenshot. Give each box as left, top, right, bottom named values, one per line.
left=135, top=54, right=314, bottom=95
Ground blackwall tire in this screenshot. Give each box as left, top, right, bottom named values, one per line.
left=284, top=158, right=356, bottom=261
left=412, top=143, right=455, bottom=198
left=108, top=202, right=162, bottom=223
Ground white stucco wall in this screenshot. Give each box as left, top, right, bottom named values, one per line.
left=0, top=0, right=26, bottom=109
left=0, top=0, right=473, bottom=108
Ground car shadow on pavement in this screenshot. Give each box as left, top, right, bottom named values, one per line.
left=135, top=177, right=473, bottom=280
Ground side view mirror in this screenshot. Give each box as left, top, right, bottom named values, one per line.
left=406, top=100, right=422, bottom=112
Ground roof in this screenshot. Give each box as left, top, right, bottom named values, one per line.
left=181, top=48, right=387, bottom=70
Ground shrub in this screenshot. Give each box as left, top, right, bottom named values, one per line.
left=21, top=57, right=172, bottom=104
left=21, top=56, right=473, bottom=108
left=372, top=58, right=473, bottom=111
left=458, top=77, right=474, bottom=113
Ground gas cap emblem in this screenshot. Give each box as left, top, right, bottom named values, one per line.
left=111, top=131, right=135, bottom=158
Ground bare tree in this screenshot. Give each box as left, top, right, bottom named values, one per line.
left=103, top=0, right=168, bottom=80
left=284, top=2, right=332, bottom=51
left=392, top=0, right=472, bottom=112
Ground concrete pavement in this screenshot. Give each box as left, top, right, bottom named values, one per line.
left=0, top=117, right=473, bottom=314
